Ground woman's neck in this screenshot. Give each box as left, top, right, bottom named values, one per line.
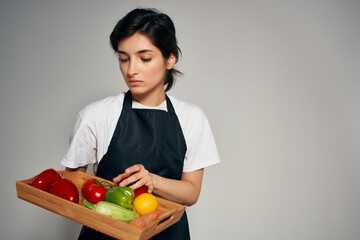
left=131, top=90, right=166, bottom=107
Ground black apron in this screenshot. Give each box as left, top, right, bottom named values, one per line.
left=78, top=91, right=190, bottom=240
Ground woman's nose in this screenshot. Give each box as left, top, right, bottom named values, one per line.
left=127, top=60, right=138, bottom=78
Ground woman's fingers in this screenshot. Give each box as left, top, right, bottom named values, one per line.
left=119, top=167, right=148, bottom=187
left=112, top=164, right=143, bottom=183
left=114, top=164, right=154, bottom=192
left=113, top=172, right=131, bottom=183
left=125, top=164, right=144, bottom=175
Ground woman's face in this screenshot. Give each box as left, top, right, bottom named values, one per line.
left=117, top=32, right=175, bottom=106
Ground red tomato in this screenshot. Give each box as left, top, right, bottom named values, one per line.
left=134, top=186, right=148, bottom=199
left=49, top=178, right=79, bottom=203
left=81, top=179, right=98, bottom=198
left=29, top=168, right=62, bottom=192
left=86, top=185, right=108, bottom=204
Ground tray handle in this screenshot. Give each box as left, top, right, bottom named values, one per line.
left=154, top=209, right=176, bottom=231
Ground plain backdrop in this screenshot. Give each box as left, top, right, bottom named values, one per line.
left=1, top=0, right=360, bottom=239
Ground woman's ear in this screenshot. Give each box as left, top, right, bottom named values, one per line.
left=166, top=54, right=176, bottom=70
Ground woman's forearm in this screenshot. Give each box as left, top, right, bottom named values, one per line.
left=151, top=169, right=204, bottom=206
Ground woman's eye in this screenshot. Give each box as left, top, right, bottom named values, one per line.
left=141, top=58, right=152, bottom=62
left=119, top=58, right=129, bottom=63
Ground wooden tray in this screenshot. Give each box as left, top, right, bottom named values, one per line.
left=16, top=170, right=185, bottom=240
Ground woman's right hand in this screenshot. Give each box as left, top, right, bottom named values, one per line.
left=112, top=164, right=155, bottom=193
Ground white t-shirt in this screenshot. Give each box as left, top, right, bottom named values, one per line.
left=61, top=92, right=220, bottom=174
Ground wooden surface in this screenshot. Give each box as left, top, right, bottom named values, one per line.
left=16, top=170, right=185, bottom=240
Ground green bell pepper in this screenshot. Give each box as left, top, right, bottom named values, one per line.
left=105, top=186, right=135, bottom=210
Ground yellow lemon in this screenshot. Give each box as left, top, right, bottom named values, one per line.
left=133, top=193, right=158, bottom=216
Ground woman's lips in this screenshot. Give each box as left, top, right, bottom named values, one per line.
left=128, top=80, right=142, bottom=87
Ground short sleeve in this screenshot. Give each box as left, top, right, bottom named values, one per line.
left=181, top=106, right=220, bottom=172
left=61, top=113, right=97, bottom=168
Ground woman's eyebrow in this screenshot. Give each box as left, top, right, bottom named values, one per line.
left=137, top=49, right=153, bottom=54
left=117, top=49, right=154, bottom=54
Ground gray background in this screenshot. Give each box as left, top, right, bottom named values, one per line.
left=1, top=0, right=359, bottom=239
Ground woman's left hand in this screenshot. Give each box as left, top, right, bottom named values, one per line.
left=113, top=164, right=155, bottom=193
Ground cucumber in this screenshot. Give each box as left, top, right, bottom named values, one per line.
left=83, top=199, right=138, bottom=223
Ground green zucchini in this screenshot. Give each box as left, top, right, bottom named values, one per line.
left=83, top=199, right=138, bottom=223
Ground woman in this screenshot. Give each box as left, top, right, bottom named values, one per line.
left=62, top=8, right=220, bottom=239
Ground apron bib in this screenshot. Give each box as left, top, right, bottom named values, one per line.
left=79, top=91, right=190, bottom=240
